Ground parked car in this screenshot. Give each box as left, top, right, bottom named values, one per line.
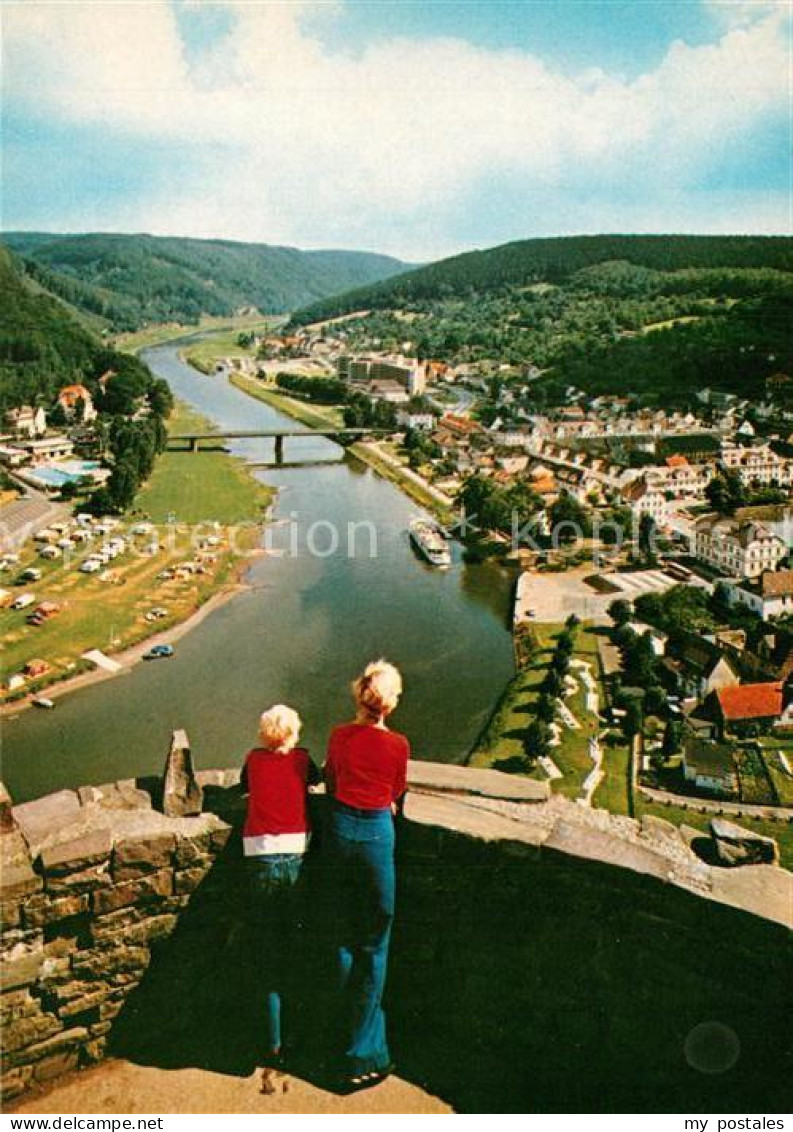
left=143, top=644, right=174, bottom=660
left=144, top=607, right=169, bottom=622
left=79, top=559, right=102, bottom=574
left=18, top=568, right=42, bottom=583
left=39, top=546, right=61, bottom=560
left=11, top=593, right=36, bottom=611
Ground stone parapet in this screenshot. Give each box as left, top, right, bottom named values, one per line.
left=1, top=743, right=791, bottom=1110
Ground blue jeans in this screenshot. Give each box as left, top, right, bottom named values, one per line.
left=326, top=801, right=395, bottom=1075
left=246, top=853, right=304, bottom=1054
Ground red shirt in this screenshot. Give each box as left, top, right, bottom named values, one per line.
left=325, top=724, right=410, bottom=810
left=242, top=748, right=316, bottom=851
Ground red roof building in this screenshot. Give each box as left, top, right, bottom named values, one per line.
left=715, top=682, right=784, bottom=724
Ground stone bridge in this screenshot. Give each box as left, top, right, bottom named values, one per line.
left=1, top=733, right=791, bottom=1113
left=166, top=428, right=389, bottom=463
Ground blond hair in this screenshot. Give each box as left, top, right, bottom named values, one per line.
left=353, top=659, right=403, bottom=721
left=258, top=704, right=302, bottom=753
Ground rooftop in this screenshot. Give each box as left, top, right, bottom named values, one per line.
left=716, top=682, right=784, bottom=721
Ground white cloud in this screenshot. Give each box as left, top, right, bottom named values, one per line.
left=3, top=0, right=790, bottom=256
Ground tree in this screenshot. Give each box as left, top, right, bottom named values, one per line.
left=524, top=719, right=552, bottom=763
left=536, top=693, right=556, bottom=724
left=662, top=720, right=683, bottom=758
left=543, top=669, right=563, bottom=698
left=705, top=469, right=746, bottom=516
left=622, top=699, right=644, bottom=739
left=608, top=598, right=633, bottom=627
left=549, top=492, right=591, bottom=541
left=644, top=684, right=667, bottom=716
left=556, top=629, right=575, bottom=657
left=622, top=632, right=658, bottom=688
left=638, top=512, right=657, bottom=561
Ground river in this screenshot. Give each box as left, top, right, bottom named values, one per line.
left=2, top=345, right=516, bottom=802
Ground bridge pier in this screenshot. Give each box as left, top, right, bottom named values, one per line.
left=274, top=435, right=284, bottom=465
left=190, top=437, right=199, bottom=453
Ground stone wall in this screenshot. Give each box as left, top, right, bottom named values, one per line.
left=1, top=743, right=791, bottom=1111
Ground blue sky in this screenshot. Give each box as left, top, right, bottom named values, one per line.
left=3, top=1, right=790, bottom=260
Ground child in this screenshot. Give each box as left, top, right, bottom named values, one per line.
left=242, top=704, right=319, bottom=1066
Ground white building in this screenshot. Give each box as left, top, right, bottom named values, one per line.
left=623, top=476, right=668, bottom=523
left=5, top=406, right=47, bottom=438
left=724, top=570, right=793, bottom=621
left=644, top=457, right=712, bottom=501
left=694, top=514, right=787, bottom=578
left=720, top=441, right=792, bottom=487
left=396, top=410, right=435, bottom=431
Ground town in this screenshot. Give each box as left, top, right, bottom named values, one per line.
left=197, top=323, right=793, bottom=823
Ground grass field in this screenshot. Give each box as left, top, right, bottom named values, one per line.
left=136, top=403, right=273, bottom=524
left=593, top=741, right=632, bottom=815
left=1, top=402, right=273, bottom=702
left=115, top=314, right=282, bottom=356
left=182, top=320, right=277, bottom=373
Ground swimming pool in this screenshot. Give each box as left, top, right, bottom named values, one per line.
left=28, top=460, right=103, bottom=489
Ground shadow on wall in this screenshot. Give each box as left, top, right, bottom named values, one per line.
left=109, top=788, right=793, bottom=1114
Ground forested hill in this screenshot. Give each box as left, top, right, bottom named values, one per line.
left=290, top=234, right=793, bottom=324
left=0, top=245, right=161, bottom=416
left=1, top=232, right=411, bottom=332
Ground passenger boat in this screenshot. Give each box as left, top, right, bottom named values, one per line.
left=409, top=519, right=452, bottom=568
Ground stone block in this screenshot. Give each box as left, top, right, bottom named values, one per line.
left=1, top=989, right=38, bottom=1024
left=40, top=955, right=72, bottom=982
left=33, top=1047, right=81, bottom=1083
left=0, top=781, right=17, bottom=834
left=40, top=829, right=112, bottom=876
left=1, top=860, right=42, bottom=903
left=71, top=944, right=149, bottom=980
left=79, top=781, right=152, bottom=811
left=58, top=987, right=109, bottom=1021
left=99, top=994, right=126, bottom=1021
left=1, top=1064, right=33, bottom=1101
left=93, top=869, right=173, bottom=915
left=5, top=1026, right=87, bottom=1073
left=710, top=818, right=779, bottom=867
left=711, top=864, right=793, bottom=929
left=82, top=1036, right=108, bottom=1063
left=90, top=906, right=145, bottom=943
left=640, top=815, right=686, bottom=845
left=544, top=819, right=675, bottom=884
left=407, top=759, right=550, bottom=803
left=175, top=864, right=212, bottom=894
left=174, top=830, right=213, bottom=867
left=112, top=833, right=176, bottom=881
left=404, top=792, right=548, bottom=853
left=162, top=729, right=203, bottom=817
left=125, top=913, right=178, bottom=946
left=1, top=938, right=44, bottom=990
left=23, top=892, right=90, bottom=930
left=46, top=863, right=112, bottom=896
left=12, top=791, right=81, bottom=851
left=209, top=823, right=232, bottom=852
left=3, top=1011, right=62, bottom=1053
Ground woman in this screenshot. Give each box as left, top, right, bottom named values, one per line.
left=242, top=703, right=319, bottom=1066
left=324, top=659, right=410, bottom=1091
